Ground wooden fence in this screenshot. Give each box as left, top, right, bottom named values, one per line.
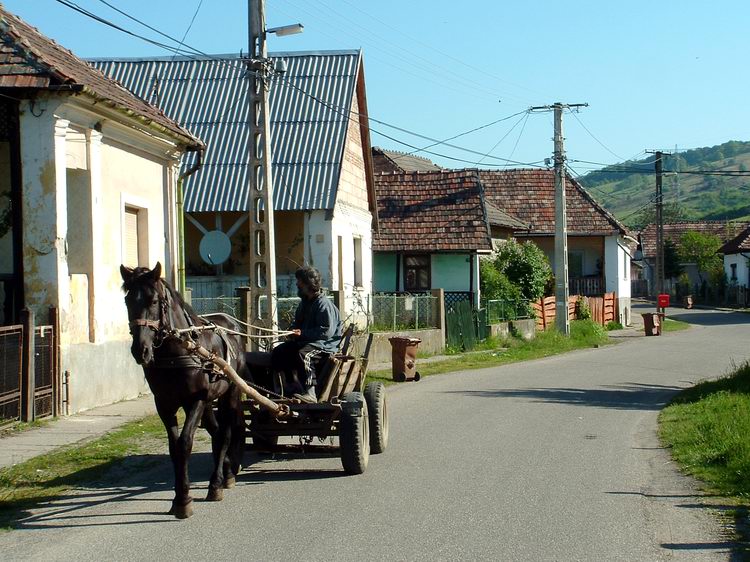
left=531, top=293, right=617, bottom=330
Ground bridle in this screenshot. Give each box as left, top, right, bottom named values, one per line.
left=127, top=280, right=178, bottom=348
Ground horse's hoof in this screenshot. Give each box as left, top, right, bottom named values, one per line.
left=206, top=488, right=224, bottom=502
left=173, top=499, right=194, bottom=519
left=223, top=476, right=236, bottom=489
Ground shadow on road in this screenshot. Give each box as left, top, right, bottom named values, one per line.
left=447, top=382, right=684, bottom=411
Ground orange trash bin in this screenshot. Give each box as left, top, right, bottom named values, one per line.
left=388, top=337, right=422, bottom=382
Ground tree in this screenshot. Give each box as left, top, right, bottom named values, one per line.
left=479, top=258, right=522, bottom=302
left=664, top=239, right=683, bottom=280
left=678, top=231, right=723, bottom=284
left=493, top=240, right=552, bottom=301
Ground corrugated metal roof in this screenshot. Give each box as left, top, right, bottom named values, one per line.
left=92, top=51, right=361, bottom=212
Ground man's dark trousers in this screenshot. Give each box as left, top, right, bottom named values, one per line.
left=271, top=341, right=328, bottom=393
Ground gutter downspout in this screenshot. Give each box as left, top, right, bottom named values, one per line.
left=177, top=148, right=204, bottom=294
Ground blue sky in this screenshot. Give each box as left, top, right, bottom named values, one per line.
left=4, top=0, right=749, bottom=174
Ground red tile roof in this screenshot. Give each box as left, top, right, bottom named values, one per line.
left=479, top=169, right=628, bottom=237
left=719, top=225, right=750, bottom=254
left=373, top=170, right=492, bottom=252
left=0, top=7, right=202, bottom=148
left=639, top=221, right=749, bottom=258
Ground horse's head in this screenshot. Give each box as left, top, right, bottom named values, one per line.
left=120, top=262, right=163, bottom=366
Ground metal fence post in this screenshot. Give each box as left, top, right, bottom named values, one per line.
left=415, top=295, right=420, bottom=330
left=21, top=308, right=35, bottom=422
left=392, top=293, right=397, bottom=331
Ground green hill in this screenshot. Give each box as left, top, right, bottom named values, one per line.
left=578, top=140, right=750, bottom=228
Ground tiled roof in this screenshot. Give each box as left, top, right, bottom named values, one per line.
left=479, top=169, right=628, bottom=237
left=373, top=170, right=492, bottom=253
left=639, top=221, right=749, bottom=258
left=719, top=225, right=750, bottom=254
left=0, top=6, right=202, bottom=148
left=372, top=147, right=443, bottom=173
left=485, top=201, right=529, bottom=230
left=93, top=51, right=368, bottom=213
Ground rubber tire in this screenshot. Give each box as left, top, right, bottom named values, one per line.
left=339, top=392, right=370, bottom=474
left=414, top=371, right=421, bottom=382
left=364, top=381, right=389, bottom=454
left=395, top=372, right=406, bottom=382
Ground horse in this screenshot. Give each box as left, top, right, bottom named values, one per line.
left=120, top=262, right=246, bottom=519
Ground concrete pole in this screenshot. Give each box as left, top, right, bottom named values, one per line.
left=655, top=151, right=664, bottom=296
left=248, top=0, right=278, bottom=347
left=553, top=103, right=570, bottom=336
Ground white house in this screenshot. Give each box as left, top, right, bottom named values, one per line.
left=93, top=50, right=377, bottom=328
left=0, top=7, right=203, bottom=413
left=720, top=225, right=750, bottom=288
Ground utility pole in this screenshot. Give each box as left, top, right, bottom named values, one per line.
left=530, top=102, right=588, bottom=336
left=247, top=0, right=278, bottom=342
left=647, top=150, right=665, bottom=295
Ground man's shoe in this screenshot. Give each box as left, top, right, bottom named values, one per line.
left=293, top=386, right=317, bottom=404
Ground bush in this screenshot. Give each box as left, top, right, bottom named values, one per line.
left=480, top=258, right=523, bottom=302
left=494, top=240, right=552, bottom=301
left=606, top=321, right=623, bottom=331
left=575, top=297, right=592, bottom=320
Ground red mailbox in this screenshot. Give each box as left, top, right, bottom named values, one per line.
left=657, top=294, right=670, bottom=309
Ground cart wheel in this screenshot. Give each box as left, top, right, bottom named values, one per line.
left=414, top=371, right=421, bottom=382
left=395, top=372, right=407, bottom=382
left=340, top=392, right=370, bottom=474
left=364, top=381, right=389, bottom=454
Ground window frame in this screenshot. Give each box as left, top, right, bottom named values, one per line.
left=403, top=254, right=431, bottom=292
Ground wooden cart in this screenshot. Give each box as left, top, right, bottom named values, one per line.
left=243, top=327, right=388, bottom=474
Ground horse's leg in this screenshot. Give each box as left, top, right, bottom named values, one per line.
left=207, top=393, right=232, bottom=501
left=154, top=399, right=183, bottom=517
left=171, top=399, right=205, bottom=518
left=201, top=406, right=219, bottom=438
left=226, top=386, right=245, bottom=485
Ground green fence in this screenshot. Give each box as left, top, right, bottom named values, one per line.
left=485, top=299, right=531, bottom=323
left=371, top=293, right=439, bottom=332
left=446, top=300, right=477, bottom=351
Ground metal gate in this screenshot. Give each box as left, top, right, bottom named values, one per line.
left=0, top=308, right=60, bottom=425
left=0, top=325, right=23, bottom=423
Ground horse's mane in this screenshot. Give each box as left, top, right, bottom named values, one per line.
left=122, top=268, right=203, bottom=326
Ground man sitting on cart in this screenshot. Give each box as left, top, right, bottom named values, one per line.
left=271, top=266, right=342, bottom=403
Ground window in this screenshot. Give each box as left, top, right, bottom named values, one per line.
left=404, top=255, right=430, bottom=291
left=731, top=263, right=737, bottom=281
left=123, top=205, right=148, bottom=268
left=568, top=251, right=584, bottom=278
left=353, top=237, right=363, bottom=287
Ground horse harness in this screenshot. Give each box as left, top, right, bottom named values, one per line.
left=129, top=280, right=236, bottom=375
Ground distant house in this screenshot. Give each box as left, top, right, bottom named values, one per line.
left=93, top=51, right=377, bottom=326
left=372, top=147, right=443, bottom=174
left=372, top=170, right=493, bottom=307
left=719, top=225, right=750, bottom=288
left=0, top=6, right=203, bottom=412
left=479, top=169, right=635, bottom=325
left=638, top=221, right=748, bottom=292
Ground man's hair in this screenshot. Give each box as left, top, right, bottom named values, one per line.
left=295, top=266, right=321, bottom=294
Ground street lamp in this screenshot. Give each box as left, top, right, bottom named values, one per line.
left=266, top=23, right=304, bottom=37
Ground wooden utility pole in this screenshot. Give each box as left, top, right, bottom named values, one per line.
left=530, top=102, right=588, bottom=336
left=247, top=0, right=278, bottom=342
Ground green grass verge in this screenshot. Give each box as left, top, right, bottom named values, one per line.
left=367, top=319, right=610, bottom=385
left=0, top=414, right=166, bottom=530
left=662, top=318, right=691, bottom=332
left=659, top=361, right=750, bottom=497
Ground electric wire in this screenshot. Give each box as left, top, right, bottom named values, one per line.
left=569, top=111, right=627, bottom=162
left=476, top=112, right=529, bottom=165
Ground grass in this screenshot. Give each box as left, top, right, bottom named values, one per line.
left=0, top=414, right=167, bottom=530
left=659, top=361, right=750, bottom=498
left=367, top=319, right=610, bottom=385
left=659, top=361, right=750, bottom=555
left=662, top=318, right=691, bottom=332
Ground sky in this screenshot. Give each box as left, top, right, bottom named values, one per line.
left=4, top=0, right=750, bottom=175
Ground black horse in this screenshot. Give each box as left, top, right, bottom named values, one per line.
left=120, top=263, right=246, bottom=519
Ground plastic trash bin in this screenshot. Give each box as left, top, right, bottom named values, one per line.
left=388, top=337, right=422, bottom=382
left=641, top=313, right=661, bottom=336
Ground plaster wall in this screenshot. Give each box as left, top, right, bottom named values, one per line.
left=605, top=235, right=632, bottom=325
left=373, top=253, right=397, bottom=292
left=305, top=210, right=333, bottom=288
left=19, top=96, right=182, bottom=413
left=331, top=202, right=372, bottom=327
left=517, top=236, right=603, bottom=277
left=724, top=254, right=750, bottom=287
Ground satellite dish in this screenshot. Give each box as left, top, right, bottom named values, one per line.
left=199, top=230, right=231, bottom=265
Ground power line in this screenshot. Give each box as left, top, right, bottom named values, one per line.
left=476, top=113, right=529, bottom=165
left=569, top=111, right=627, bottom=162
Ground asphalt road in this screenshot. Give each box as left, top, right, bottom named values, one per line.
left=3, top=306, right=750, bottom=561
